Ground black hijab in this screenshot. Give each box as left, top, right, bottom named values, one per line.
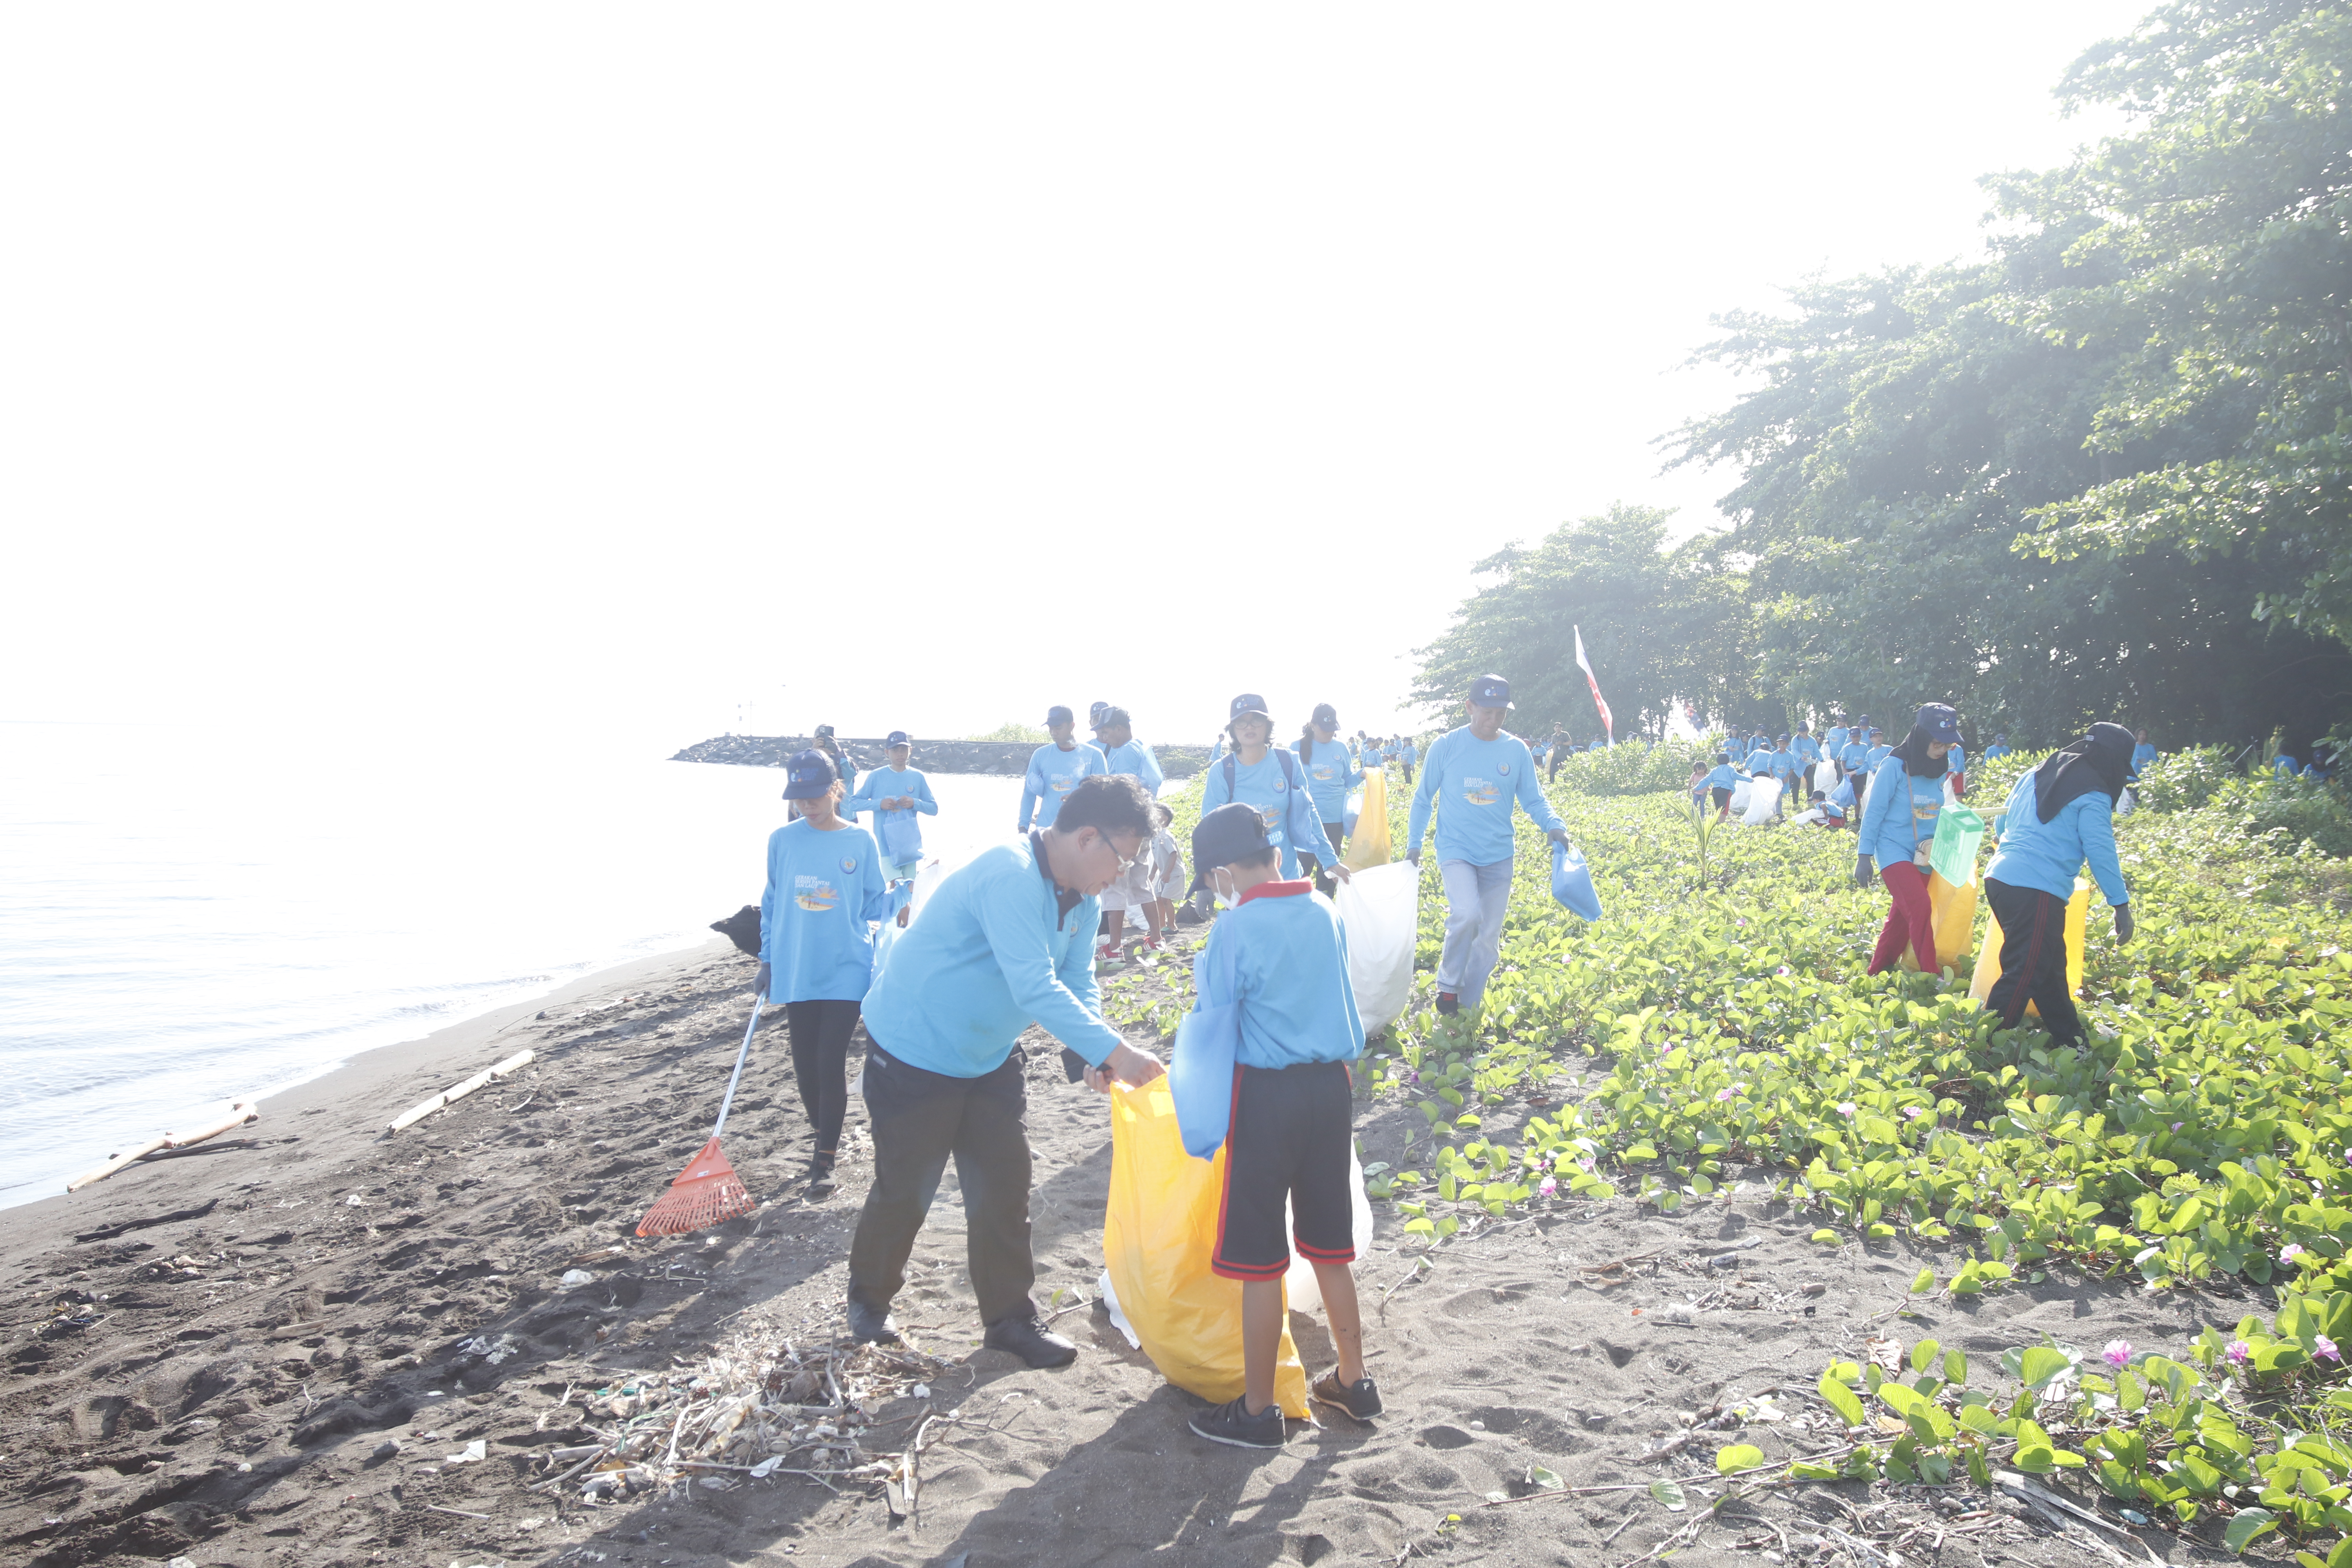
left=2032, top=722, right=2134, bottom=822
left=1889, top=723, right=1951, bottom=779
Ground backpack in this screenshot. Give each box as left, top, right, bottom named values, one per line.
left=1223, top=746, right=1301, bottom=801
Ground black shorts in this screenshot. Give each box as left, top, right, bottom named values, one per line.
left=1710, top=787, right=1732, bottom=809
left=1213, top=1059, right=1355, bottom=1280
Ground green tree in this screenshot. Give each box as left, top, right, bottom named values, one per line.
left=1412, top=504, right=1754, bottom=739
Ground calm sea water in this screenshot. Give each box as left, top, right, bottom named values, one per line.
left=0, top=722, right=1028, bottom=1207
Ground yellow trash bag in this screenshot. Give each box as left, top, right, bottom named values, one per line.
left=1102, top=1080, right=1309, bottom=1417
left=1898, top=866, right=1979, bottom=976
left=1970, top=877, right=2090, bottom=1018
left=1343, top=769, right=1391, bottom=871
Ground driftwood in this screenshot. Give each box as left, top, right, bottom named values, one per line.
left=386, top=1049, right=536, bottom=1133
left=66, top=1102, right=260, bottom=1192
left=73, top=1196, right=221, bottom=1244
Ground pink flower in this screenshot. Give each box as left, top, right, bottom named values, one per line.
left=1904, top=1106, right=1927, bottom=1122
left=2318, top=1336, right=2341, bottom=1363
left=1715, top=1087, right=1738, bottom=1102
left=2102, top=1340, right=2131, bottom=1368
left=1837, top=1102, right=1858, bottom=1117
left=1539, top=1176, right=1558, bottom=1198
left=2283, top=1244, right=2306, bottom=1261
left=2226, top=1340, right=2250, bottom=1366
left=1775, top=965, right=1791, bottom=976
left=2171, top=1122, right=2182, bottom=1131
left=1578, top=1157, right=1596, bottom=1172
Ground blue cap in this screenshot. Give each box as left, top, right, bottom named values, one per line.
left=1045, top=705, right=1074, bottom=726
left=885, top=730, right=911, bottom=748
left=1469, top=673, right=1513, bottom=709
left=782, top=749, right=838, bottom=800
left=1916, top=703, right=1964, bottom=744
left=1089, top=701, right=1110, bottom=726
left=1228, top=693, right=1271, bottom=724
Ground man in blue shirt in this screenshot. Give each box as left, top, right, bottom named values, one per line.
left=1983, top=733, right=2013, bottom=760
left=2130, top=729, right=2158, bottom=779
left=1174, top=804, right=1376, bottom=1449
left=1769, top=736, right=1802, bottom=815
left=1093, top=706, right=1165, bottom=796
left=849, top=775, right=1165, bottom=1367
left=1865, top=729, right=1893, bottom=770
left=1017, top=706, right=1108, bottom=831
left=1407, top=674, right=1569, bottom=1017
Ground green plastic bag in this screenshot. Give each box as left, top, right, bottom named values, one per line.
left=1929, top=802, right=1985, bottom=886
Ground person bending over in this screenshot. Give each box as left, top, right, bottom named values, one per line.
left=1853, top=704, right=1962, bottom=975
left=1982, top=724, right=2135, bottom=1051
left=846, top=774, right=1165, bottom=1367
left=1168, top=804, right=1378, bottom=1450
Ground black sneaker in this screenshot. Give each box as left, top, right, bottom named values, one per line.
left=1434, top=992, right=1460, bottom=1016
left=1311, top=1369, right=1383, bottom=1423
left=1189, top=1394, right=1285, bottom=1450
left=983, top=1315, right=1078, bottom=1369
left=845, top=1296, right=901, bottom=1345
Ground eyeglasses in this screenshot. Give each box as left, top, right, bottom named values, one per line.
left=1094, top=831, right=1143, bottom=872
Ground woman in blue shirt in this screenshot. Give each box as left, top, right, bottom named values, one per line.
left=759, top=751, right=897, bottom=1194
left=1854, top=705, right=1964, bottom=976
left=1292, top=702, right=1362, bottom=894
left=1201, top=693, right=1349, bottom=887
left=2130, top=730, right=2158, bottom=779
left=1983, top=724, right=2135, bottom=1049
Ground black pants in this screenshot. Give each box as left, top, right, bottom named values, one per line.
left=1302, top=821, right=1347, bottom=896
left=1402, top=762, right=1414, bottom=784
left=1548, top=751, right=1562, bottom=782
left=846, top=1038, right=1036, bottom=1328
left=784, top=1000, right=861, bottom=1153
left=1984, top=878, right=2082, bottom=1047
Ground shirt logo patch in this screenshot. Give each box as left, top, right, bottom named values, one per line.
left=794, top=874, right=841, bottom=914
left=1498, top=762, right=1511, bottom=775
left=840, top=857, right=859, bottom=873
left=1273, top=779, right=1286, bottom=792
left=1462, top=777, right=1501, bottom=806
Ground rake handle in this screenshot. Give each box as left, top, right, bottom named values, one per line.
left=711, top=997, right=763, bottom=1140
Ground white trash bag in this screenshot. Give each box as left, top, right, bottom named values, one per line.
left=1284, top=1145, right=1377, bottom=1315
left=1332, top=861, right=1417, bottom=1034
left=1742, top=777, right=1780, bottom=826
left=1727, top=778, right=1753, bottom=817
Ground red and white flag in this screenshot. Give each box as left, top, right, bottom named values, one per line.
left=1574, top=625, right=1614, bottom=744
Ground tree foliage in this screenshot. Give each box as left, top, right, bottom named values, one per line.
left=1426, top=0, right=2351, bottom=752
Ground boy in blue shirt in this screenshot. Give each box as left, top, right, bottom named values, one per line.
left=1200, top=694, right=1350, bottom=887
left=1176, top=804, right=1376, bottom=1450
left=1094, top=705, right=1166, bottom=796
left=847, top=731, right=939, bottom=894
left=1697, top=752, right=1740, bottom=821
left=1407, top=674, right=1570, bottom=1016
left=849, top=774, right=1164, bottom=1367
left=1770, top=736, right=1801, bottom=815
left=1983, top=733, right=2012, bottom=760
left=1399, top=735, right=1417, bottom=784
left=1839, top=731, right=1873, bottom=781
left=2130, top=729, right=2157, bottom=779
left=1018, top=705, right=1108, bottom=831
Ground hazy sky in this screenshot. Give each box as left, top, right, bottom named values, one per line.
left=4, top=4, right=2149, bottom=756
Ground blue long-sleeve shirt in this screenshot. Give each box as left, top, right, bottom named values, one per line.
left=1698, top=763, right=1740, bottom=793
left=1857, top=756, right=1945, bottom=872
left=1985, top=770, right=2129, bottom=907
left=759, top=819, right=896, bottom=1003
left=1191, top=880, right=1364, bottom=1069
left=1771, top=747, right=1802, bottom=785
left=860, top=837, right=1126, bottom=1076
left=846, top=765, right=939, bottom=864
left=1744, top=747, right=1775, bottom=775
left=1294, top=739, right=1364, bottom=824
left=2130, top=742, right=2157, bottom=778
left=1199, top=748, right=1331, bottom=878
left=1099, top=737, right=1165, bottom=795
left=1823, top=726, right=1849, bottom=754
left=1018, top=741, right=1108, bottom=831
left=1407, top=727, right=1564, bottom=865
left=1795, top=735, right=1822, bottom=763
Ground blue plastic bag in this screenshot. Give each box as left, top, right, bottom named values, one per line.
left=878, top=811, right=923, bottom=866
left=1550, top=842, right=1602, bottom=922
left=1168, top=930, right=1242, bottom=1159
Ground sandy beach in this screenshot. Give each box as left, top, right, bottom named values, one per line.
left=1, top=933, right=2231, bottom=1568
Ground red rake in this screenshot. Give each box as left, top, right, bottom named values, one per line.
left=636, top=998, right=763, bottom=1237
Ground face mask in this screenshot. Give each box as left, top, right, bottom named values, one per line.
left=1212, top=869, right=1241, bottom=910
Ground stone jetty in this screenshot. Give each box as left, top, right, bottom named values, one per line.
left=671, top=734, right=1212, bottom=778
